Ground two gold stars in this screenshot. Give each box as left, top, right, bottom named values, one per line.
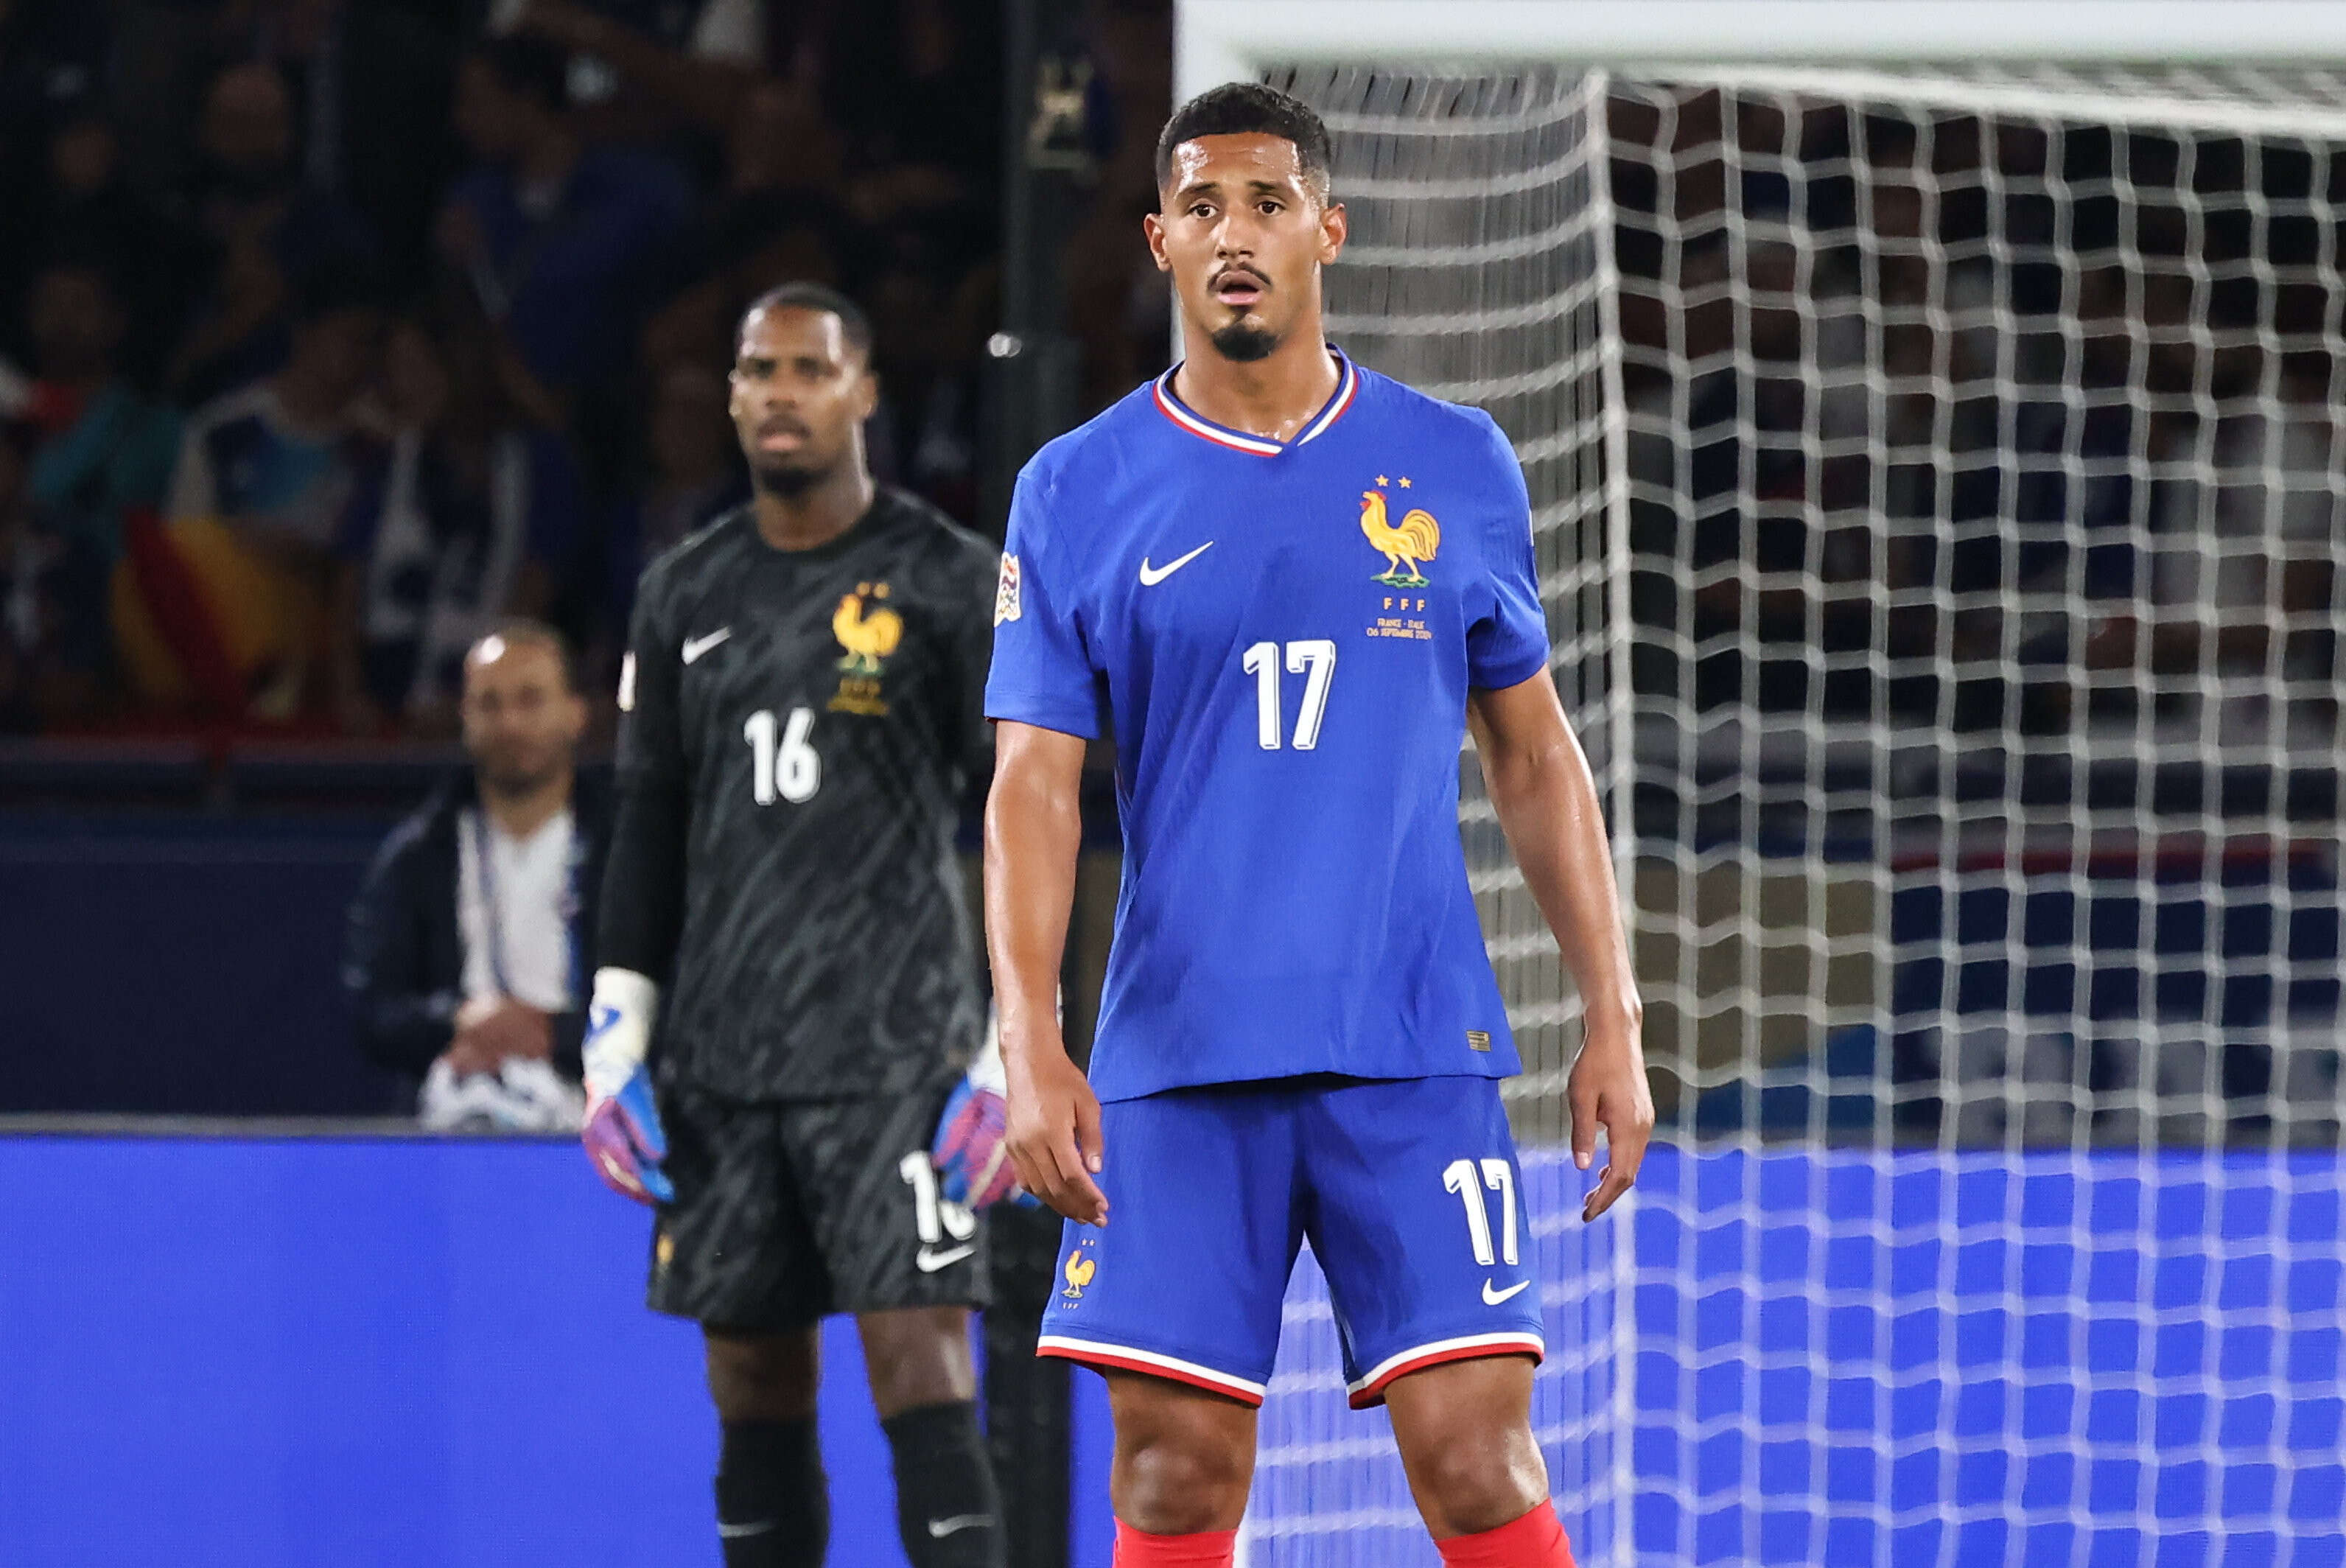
left=1374, top=475, right=1413, bottom=488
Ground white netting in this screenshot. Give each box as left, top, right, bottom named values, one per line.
left=1239, top=58, right=2346, bottom=1567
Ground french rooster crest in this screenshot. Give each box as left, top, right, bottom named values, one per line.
left=1359, top=489, right=1440, bottom=587
left=833, top=582, right=902, bottom=674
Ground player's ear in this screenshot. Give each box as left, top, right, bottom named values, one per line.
left=1143, top=209, right=1172, bottom=273
left=1318, top=200, right=1348, bottom=265
left=853, top=365, right=879, bottom=421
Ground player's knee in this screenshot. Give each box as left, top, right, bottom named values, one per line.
left=1407, top=1421, right=1546, bottom=1538
left=856, top=1308, right=976, bottom=1418
left=1113, top=1414, right=1253, bottom=1534
left=705, top=1327, right=819, bottom=1422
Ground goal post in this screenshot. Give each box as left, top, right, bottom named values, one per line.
left=1169, top=5, right=2346, bottom=1565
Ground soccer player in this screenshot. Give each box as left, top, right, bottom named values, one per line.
left=984, top=85, right=1653, bottom=1568
left=581, top=282, right=1016, bottom=1568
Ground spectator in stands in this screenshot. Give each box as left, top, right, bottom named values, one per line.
left=164, top=60, right=377, bottom=406
left=343, top=621, right=606, bottom=1128
left=8, top=259, right=181, bottom=563
left=342, top=314, right=590, bottom=729
left=603, top=357, right=743, bottom=623
left=437, top=36, right=689, bottom=407
left=149, top=262, right=383, bottom=723
left=0, top=424, right=112, bottom=730
left=2094, top=353, right=2345, bottom=748
left=5, top=106, right=195, bottom=377
left=224, top=0, right=462, bottom=295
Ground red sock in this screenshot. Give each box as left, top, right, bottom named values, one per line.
left=1113, top=1519, right=1237, bottom=1567
left=1436, top=1499, right=1576, bottom=1567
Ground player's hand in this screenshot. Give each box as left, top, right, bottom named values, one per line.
left=1568, top=1008, right=1654, bottom=1223
left=582, top=1064, right=673, bottom=1205
left=579, top=968, right=672, bottom=1205
left=1004, top=1045, right=1107, bottom=1225
left=931, top=1014, right=1023, bottom=1208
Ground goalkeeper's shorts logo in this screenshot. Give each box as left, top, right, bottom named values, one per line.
left=1062, top=1242, right=1097, bottom=1300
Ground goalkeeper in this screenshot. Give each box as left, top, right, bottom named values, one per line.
left=582, top=283, right=1012, bottom=1568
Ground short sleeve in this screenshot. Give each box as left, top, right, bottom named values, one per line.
left=984, top=459, right=1101, bottom=738
left=616, top=563, right=685, bottom=790
left=1465, top=413, right=1552, bottom=690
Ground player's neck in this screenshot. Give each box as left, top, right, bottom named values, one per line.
left=479, top=769, right=572, bottom=840
left=1172, top=321, right=1340, bottom=443
left=753, top=464, right=876, bottom=553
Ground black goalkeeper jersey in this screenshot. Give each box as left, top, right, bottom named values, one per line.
left=602, top=490, right=998, bottom=1101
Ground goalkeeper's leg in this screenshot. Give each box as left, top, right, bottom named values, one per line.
left=859, top=1306, right=1006, bottom=1568
left=1386, top=1356, right=1576, bottom=1567
left=706, top=1329, right=829, bottom=1568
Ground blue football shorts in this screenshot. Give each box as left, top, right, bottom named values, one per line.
left=1036, top=1074, right=1544, bottom=1409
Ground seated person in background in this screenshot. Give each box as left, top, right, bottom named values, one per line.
left=602, top=358, right=745, bottom=624
left=343, top=623, right=609, bottom=1130
left=341, top=314, right=589, bottom=731
left=2093, top=354, right=2343, bottom=748
left=164, top=59, right=377, bottom=407
left=438, top=36, right=689, bottom=407
left=6, top=256, right=181, bottom=565
left=141, top=264, right=383, bottom=723
left=0, top=425, right=113, bottom=731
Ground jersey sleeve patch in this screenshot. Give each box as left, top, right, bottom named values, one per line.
left=994, top=553, right=1023, bottom=625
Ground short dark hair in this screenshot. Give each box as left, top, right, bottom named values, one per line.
left=475, top=36, right=570, bottom=114
left=1155, top=83, right=1334, bottom=200
left=737, top=282, right=872, bottom=362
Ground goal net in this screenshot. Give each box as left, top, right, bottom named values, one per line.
left=1217, top=42, right=2346, bottom=1568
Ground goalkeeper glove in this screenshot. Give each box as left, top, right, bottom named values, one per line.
left=930, top=1011, right=1021, bottom=1208
left=581, top=967, right=673, bottom=1205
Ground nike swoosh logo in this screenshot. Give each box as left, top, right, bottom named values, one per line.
left=927, top=1514, right=995, bottom=1539
left=1482, top=1278, right=1530, bottom=1306
left=1138, top=542, right=1214, bottom=585
left=917, top=1244, right=976, bottom=1273
left=682, top=629, right=732, bottom=664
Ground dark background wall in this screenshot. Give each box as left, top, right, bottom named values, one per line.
left=1, top=813, right=408, bottom=1115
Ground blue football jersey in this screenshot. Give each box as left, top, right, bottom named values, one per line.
left=985, top=351, right=1551, bottom=1102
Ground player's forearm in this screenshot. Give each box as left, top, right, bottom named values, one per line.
left=982, top=728, right=1086, bottom=1065
left=595, top=779, right=688, bottom=979
left=1475, top=705, right=1641, bottom=1029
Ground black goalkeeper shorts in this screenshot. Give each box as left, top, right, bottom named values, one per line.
left=648, top=1079, right=991, bottom=1329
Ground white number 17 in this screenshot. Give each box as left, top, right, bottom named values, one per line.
left=1443, top=1158, right=1520, bottom=1267
left=1242, top=639, right=1337, bottom=750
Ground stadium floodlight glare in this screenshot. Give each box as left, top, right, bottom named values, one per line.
left=1175, top=4, right=2346, bottom=1564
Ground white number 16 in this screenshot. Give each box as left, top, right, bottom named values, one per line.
left=1443, top=1158, right=1520, bottom=1267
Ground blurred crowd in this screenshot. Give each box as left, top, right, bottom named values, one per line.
left=0, top=0, right=1172, bottom=738
left=1613, top=97, right=2345, bottom=754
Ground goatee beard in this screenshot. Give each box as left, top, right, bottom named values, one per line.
left=754, top=462, right=823, bottom=498
left=1209, top=320, right=1279, bottom=363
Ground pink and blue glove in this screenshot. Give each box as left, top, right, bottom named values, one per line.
left=931, top=1013, right=1023, bottom=1208
left=581, top=968, right=673, bottom=1205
